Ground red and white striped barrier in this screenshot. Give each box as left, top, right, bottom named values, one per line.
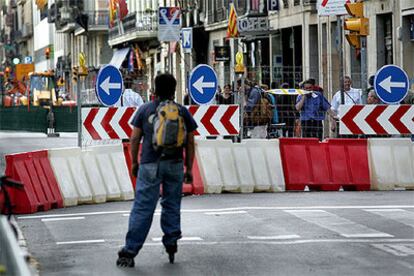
left=188, top=105, right=239, bottom=136
left=82, top=105, right=240, bottom=140
left=82, top=107, right=136, bottom=140
left=340, top=105, right=414, bottom=135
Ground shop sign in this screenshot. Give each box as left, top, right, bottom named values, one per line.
left=237, top=17, right=269, bottom=35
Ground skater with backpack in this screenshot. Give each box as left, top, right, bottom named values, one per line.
left=116, top=73, right=198, bottom=268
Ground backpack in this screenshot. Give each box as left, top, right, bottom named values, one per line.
left=250, top=88, right=273, bottom=125
left=152, top=100, right=187, bottom=156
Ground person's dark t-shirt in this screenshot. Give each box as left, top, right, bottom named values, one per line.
left=131, top=100, right=198, bottom=164
left=217, top=94, right=234, bottom=105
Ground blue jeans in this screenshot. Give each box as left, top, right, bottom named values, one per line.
left=122, top=160, right=184, bottom=257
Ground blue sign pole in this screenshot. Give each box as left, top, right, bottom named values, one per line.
left=189, top=64, right=218, bottom=105
left=374, top=65, right=409, bottom=104
left=95, top=64, right=123, bottom=106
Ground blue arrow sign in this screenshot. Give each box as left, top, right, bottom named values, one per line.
left=374, top=65, right=409, bottom=104
left=96, top=65, right=123, bottom=106
left=189, top=64, right=218, bottom=105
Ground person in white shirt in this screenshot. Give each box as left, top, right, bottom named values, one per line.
left=115, top=79, right=144, bottom=107
left=330, top=76, right=362, bottom=133
left=331, top=76, right=362, bottom=114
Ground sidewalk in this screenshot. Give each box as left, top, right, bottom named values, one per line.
left=0, top=131, right=78, bottom=139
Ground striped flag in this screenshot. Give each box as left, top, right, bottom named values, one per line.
left=108, top=0, right=128, bottom=27
left=226, top=3, right=238, bottom=38
left=108, top=0, right=117, bottom=27
left=134, top=44, right=144, bottom=71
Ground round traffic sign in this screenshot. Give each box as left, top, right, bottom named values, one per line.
left=189, top=64, right=218, bottom=105
left=374, top=65, right=409, bottom=104
left=95, top=64, right=123, bottom=106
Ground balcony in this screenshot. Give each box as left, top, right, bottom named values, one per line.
left=108, top=11, right=158, bottom=47
left=75, top=10, right=109, bottom=35
left=56, top=6, right=78, bottom=33
left=22, top=23, right=32, bottom=37
left=14, top=23, right=32, bottom=42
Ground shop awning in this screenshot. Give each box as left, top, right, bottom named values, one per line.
left=109, top=48, right=130, bottom=68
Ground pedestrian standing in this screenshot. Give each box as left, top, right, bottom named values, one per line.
left=295, top=79, right=336, bottom=140
left=116, top=73, right=198, bottom=267
left=115, top=77, right=144, bottom=107
left=367, top=90, right=380, bottom=104
left=217, top=84, right=234, bottom=104
left=330, top=76, right=362, bottom=133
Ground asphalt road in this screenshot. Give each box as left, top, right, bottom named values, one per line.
left=16, top=192, right=414, bottom=276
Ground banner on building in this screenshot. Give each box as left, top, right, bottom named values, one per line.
left=317, top=0, right=351, bottom=16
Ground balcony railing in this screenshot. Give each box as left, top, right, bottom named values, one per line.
left=108, top=11, right=158, bottom=43
left=87, top=10, right=109, bottom=29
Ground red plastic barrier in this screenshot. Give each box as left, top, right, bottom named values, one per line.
left=123, top=142, right=138, bottom=189
left=4, top=150, right=64, bottom=214
left=279, top=138, right=370, bottom=191
left=122, top=142, right=204, bottom=195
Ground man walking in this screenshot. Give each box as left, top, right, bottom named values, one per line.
left=116, top=73, right=198, bottom=267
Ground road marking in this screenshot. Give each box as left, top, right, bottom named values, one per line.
left=41, top=216, right=85, bottom=222
left=18, top=210, right=129, bottom=219
left=364, top=209, right=414, bottom=228
left=285, top=210, right=393, bottom=238
left=56, top=239, right=105, bottom=245
left=205, top=211, right=248, bottom=215
left=16, top=205, right=414, bottom=220
left=122, top=213, right=160, bottom=217
left=372, top=243, right=414, bottom=256
left=152, top=237, right=203, bottom=242
left=141, top=239, right=414, bottom=247
left=247, top=235, right=301, bottom=240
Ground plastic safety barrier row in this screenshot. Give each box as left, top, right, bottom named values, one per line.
left=48, top=144, right=134, bottom=207
left=196, top=139, right=285, bottom=193
left=279, top=138, right=370, bottom=191
left=4, top=150, right=63, bottom=214
left=368, top=138, right=414, bottom=190
left=122, top=142, right=204, bottom=195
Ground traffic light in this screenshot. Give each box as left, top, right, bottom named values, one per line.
left=4, top=67, right=11, bottom=80
left=72, top=66, right=78, bottom=83
left=344, top=2, right=369, bottom=49
left=45, top=47, right=51, bottom=60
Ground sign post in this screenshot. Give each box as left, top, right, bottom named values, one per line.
left=188, top=64, right=218, bottom=105
left=158, top=7, right=181, bottom=73
left=77, top=76, right=82, bottom=147
left=95, top=64, right=123, bottom=106
left=374, top=65, right=409, bottom=104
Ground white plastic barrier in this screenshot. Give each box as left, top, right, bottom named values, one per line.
left=196, top=139, right=285, bottom=193
left=368, top=138, right=414, bottom=190
left=83, top=144, right=134, bottom=201
left=48, top=145, right=134, bottom=206
left=48, top=147, right=93, bottom=206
